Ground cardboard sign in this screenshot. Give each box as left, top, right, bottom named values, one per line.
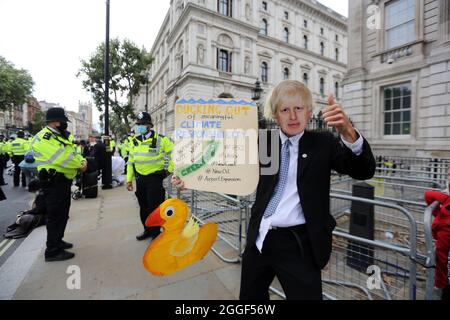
left=173, top=99, right=259, bottom=196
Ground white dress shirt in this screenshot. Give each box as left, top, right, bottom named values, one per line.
left=256, top=130, right=364, bottom=252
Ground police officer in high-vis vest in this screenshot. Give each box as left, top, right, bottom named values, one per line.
left=32, top=108, right=87, bottom=261
left=0, top=134, right=10, bottom=186
left=9, top=130, right=29, bottom=187
left=127, top=112, right=174, bottom=241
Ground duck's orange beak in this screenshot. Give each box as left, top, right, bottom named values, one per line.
left=145, top=207, right=164, bottom=227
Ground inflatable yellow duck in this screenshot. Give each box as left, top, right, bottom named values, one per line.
left=143, top=198, right=218, bottom=276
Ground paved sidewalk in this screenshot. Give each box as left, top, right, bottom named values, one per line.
left=0, top=186, right=243, bottom=300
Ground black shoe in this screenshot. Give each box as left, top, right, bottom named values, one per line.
left=102, top=185, right=113, bottom=190
left=45, top=250, right=75, bottom=262
left=136, top=231, right=155, bottom=241
left=60, top=241, right=74, bottom=249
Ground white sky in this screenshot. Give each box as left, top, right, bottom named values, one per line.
left=0, top=0, right=348, bottom=127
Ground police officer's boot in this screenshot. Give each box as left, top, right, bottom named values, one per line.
left=45, top=250, right=75, bottom=262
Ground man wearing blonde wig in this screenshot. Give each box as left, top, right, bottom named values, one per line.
left=240, top=80, right=376, bottom=300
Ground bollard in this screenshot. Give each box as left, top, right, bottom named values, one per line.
left=346, top=182, right=375, bottom=272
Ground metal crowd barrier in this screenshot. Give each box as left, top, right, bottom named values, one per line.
left=165, top=181, right=246, bottom=263
left=162, top=153, right=447, bottom=300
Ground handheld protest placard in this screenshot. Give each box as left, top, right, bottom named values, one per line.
left=173, top=99, right=259, bottom=196
left=142, top=198, right=218, bottom=276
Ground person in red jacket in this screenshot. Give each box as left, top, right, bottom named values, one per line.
left=425, top=166, right=450, bottom=299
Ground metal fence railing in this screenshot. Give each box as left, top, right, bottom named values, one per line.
left=162, top=153, right=449, bottom=300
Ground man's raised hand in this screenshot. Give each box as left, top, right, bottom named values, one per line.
left=322, top=94, right=358, bottom=143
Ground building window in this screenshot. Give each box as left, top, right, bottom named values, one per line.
left=283, top=68, right=290, bottom=80
left=303, top=35, right=308, bottom=50
left=284, top=11, right=289, bottom=20
left=320, top=42, right=325, bottom=56
left=320, top=78, right=325, bottom=95
left=283, top=27, right=289, bottom=43
left=260, top=19, right=268, bottom=36
left=335, top=34, right=339, bottom=42
left=217, top=49, right=232, bottom=72
left=304, top=19, right=308, bottom=28
left=218, top=0, right=232, bottom=17
left=335, top=48, right=339, bottom=61
left=383, top=83, right=411, bottom=135
left=320, top=27, right=324, bottom=35
left=335, top=82, right=339, bottom=99
left=303, top=73, right=308, bottom=86
left=261, top=62, right=268, bottom=83
left=262, top=1, right=267, bottom=11
left=385, top=0, right=416, bottom=49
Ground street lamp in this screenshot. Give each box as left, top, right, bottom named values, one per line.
left=251, top=79, right=266, bottom=129
left=140, top=70, right=150, bottom=112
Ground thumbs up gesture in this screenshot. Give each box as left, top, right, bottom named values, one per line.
left=322, top=95, right=358, bottom=143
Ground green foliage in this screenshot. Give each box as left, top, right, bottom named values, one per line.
left=77, top=38, right=153, bottom=136
left=0, top=56, right=34, bottom=111
left=31, top=110, right=47, bottom=134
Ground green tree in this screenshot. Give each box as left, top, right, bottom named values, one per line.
left=0, top=56, right=34, bottom=111
left=31, top=110, right=46, bottom=134
left=77, top=38, right=153, bottom=135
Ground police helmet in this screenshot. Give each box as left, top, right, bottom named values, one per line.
left=46, top=107, right=70, bottom=123
left=135, top=112, right=152, bottom=125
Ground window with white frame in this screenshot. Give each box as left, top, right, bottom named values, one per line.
left=335, top=48, right=339, bottom=61
left=320, top=78, right=325, bottom=95
left=262, top=1, right=267, bottom=11
left=261, top=62, right=268, bottom=83
left=283, top=27, right=289, bottom=43
left=304, top=35, right=308, bottom=50
left=218, top=0, right=232, bottom=17
left=383, top=83, right=412, bottom=135
left=217, top=49, right=232, bottom=72
left=320, top=42, right=325, bottom=56
left=335, top=82, right=339, bottom=99
left=283, top=67, right=290, bottom=80
left=260, top=19, right=268, bottom=36
left=303, top=73, right=309, bottom=86
left=385, top=0, right=416, bottom=49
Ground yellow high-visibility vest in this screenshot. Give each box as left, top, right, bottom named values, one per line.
left=31, top=127, right=85, bottom=180
left=0, top=141, right=9, bottom=155
left=126, top=131, right=173, bottom=183
left=8, top=137, right=29, bottom=156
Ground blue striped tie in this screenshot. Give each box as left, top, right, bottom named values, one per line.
left=263, top=139, right=291, bottom=219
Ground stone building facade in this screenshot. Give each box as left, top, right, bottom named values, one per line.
left=136, top=0, right=348, bottom=136
left=343, top=0, right=450, bottom=158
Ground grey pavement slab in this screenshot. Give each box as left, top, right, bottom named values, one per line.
left=5, top=185, right=244, bottom=300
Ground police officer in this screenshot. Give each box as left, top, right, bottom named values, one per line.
left=127, top=112, right=174, bottom=241
left=8, top=130, right=29, bottom=187
left=0, top=134, right=10, bottom=186
left=32, top=108, right=87, bottom=262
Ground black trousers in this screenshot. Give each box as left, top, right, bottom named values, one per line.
left=239, top=225, right=322, bottom=300
left=12, top=155, right=26, bottom=187
left=135, top=174, right=165, bottom=237
left=0, top=158, right=6, bottom=184
left=42, top=176, right=72, bottom=256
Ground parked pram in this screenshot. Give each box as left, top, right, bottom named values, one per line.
left=72, top=157, right=99, bottom=200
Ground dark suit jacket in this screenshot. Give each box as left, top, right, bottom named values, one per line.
left=247, top=131, right=376, bottom=270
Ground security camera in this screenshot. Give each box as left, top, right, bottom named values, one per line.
left=387, top=57, right=394, bottom=64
